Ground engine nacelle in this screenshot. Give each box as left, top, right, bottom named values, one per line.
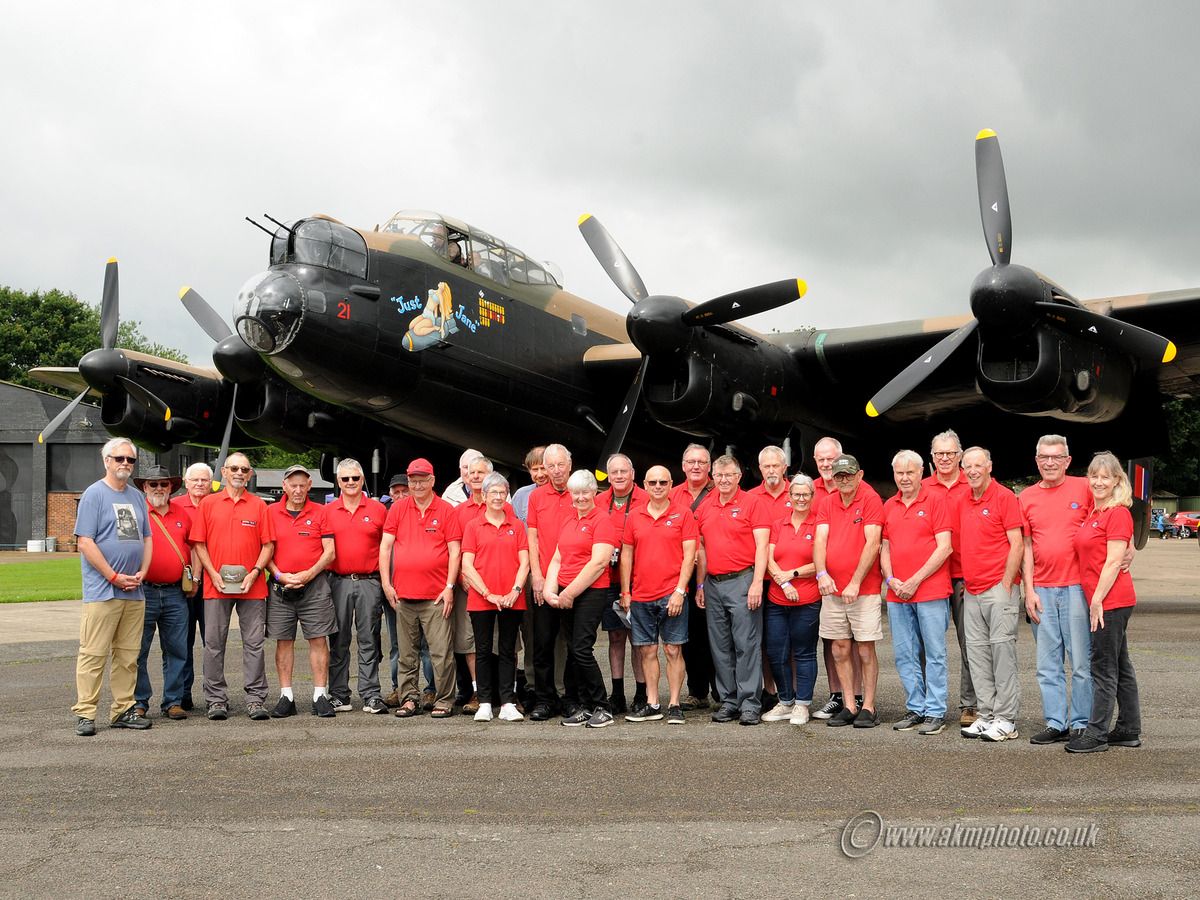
left=976, top=327, right=1133, bottom=422
left=235, top=379, right=378, bottom=453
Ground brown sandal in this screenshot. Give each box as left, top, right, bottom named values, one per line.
left=430, top=706, right=454, bottom=718
left=393, top=699, right=419, bottom=718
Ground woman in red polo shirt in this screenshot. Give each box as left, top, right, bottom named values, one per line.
left=763, top=474, right=822, bottom=726
left=460, top=472, right=529, bottom=723
left=544, top=470, right=618, bottom=729
left=1068, top=452, right=1141, bottom=754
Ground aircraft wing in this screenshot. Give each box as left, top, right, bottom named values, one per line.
left=1090, top=287, right=1200, bottom=397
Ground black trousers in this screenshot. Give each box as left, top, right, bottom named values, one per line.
left=564, top=587, right=609, bottom=711
left=682, top=586, right=716, bottom=700
left=1085, top=605, right=1141, bottom=740
left=531, top=600, right=577, bottom=707
left=470, top=609, right=523, bottom=705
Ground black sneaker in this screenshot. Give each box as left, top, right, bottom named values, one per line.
left=812, top=695, right=843, bottom=720
left=363, top=697, right=387, bottom=715
left=892, top=710, right=924, bottom=731
left=666, top=705, right=685, bottom=725
left=75, top=717, right=96, bottom=737
left=609, top=692, right=628, bottom=715
left=1066, top=733, right=1109, bottom=753
left=561, top=702, right=584, bottom=720
left=561, top=709, right=591, bottom=726
left=739, top=709, right=762, bottom=726
left=206, top=702, right=228, bottom=721
left=330, top=697, right=354, bottom=713
left=1069, top=727, right=1086, bottom=740
left=917, top=716, right=946, bottom=735
left=1029, top=725, right=1069, bottom=745
left=313, top=694, right=335, bottom=718
left=529, top=703, right=554, bottom=721
left=852, top=707, right=879, bottom=728
left=1107, top=730, right=1142, bottom=748
left=827, top=706, right=857, bottom=727
left=711, top=704, right=739, bottom=723
left=586, top=708, right=615, bottom=728
left=626, top=703, right=663, bottom=722
left=111, top=706, right=152, bottom=730
left=270, top=696, right=297, bottom=718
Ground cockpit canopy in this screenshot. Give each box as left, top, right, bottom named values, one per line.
left=382, top=210, right=561, bottom=289
left=270, top=218, right=368, bottom=280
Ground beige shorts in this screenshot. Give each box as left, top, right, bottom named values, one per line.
left=452, top=585, right=475, bottom=654
left=818, top=592, right=883, bottom=642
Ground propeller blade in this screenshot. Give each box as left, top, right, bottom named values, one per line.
left=975, top=129, right=1012, bottom=266
left=1034, top=302, right=1177, bottom=366
left=38, top=389, right=89, bottom=444
left=577, top=214, right=649, bottom=303
left=115, top=375, right=171, bottom=423
left=865, top=319, right=979, bottom=418
left=100, top=257, right=120, bottom=350
left=595, top=355, right=650, bottom=482
left=212, top=383, right=238, bottom=486
left=180, top=286, right=233, bottom=343
left=681, top=278, right=807, bottom=327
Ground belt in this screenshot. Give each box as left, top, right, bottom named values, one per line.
left=333, top=572, right=379, bottom=580
left=708, top=566, right=752, bottom=583
left=144, top=581, right=180, bottom=588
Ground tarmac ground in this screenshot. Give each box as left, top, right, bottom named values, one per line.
left=0, top=541, right=1197, bottom=899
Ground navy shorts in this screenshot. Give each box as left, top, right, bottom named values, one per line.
left=629, top=594, right=689, bottom=646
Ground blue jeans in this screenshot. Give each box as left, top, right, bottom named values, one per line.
left=887, top=598, right=950, bottom=718
left=135, top=583, right=190, bottom=711
left=382, top=601, right=400, bottom=691
left=763, top=602, right=819, bottom=704
left=1030, top=584, right=1093, bottom=731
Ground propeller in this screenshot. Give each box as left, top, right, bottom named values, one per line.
left=578, top=214, right=806, bottom=479
left=865, top=129, right=1177, bottom=418
left=180, top=286, right=234, bottom=343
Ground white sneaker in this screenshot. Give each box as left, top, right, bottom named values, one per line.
left=961, top=717, right=992, bottom=739
left=790, top=703, right=810, bottom=725
left=473, top=702, right=493, bottom=722
left=980, top=718, right=1019, bottom=742
left=498, top=702, right=524, bottom=721
left=762, top=701, right=795, bottom=722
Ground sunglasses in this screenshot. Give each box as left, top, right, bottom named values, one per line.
left=645, top=479, right=670, bottom=486
left=225, top=465, right=251, bottom=474
left=107, top=455, right=137, bottom=464
left=144, top=481, right=172, bottom=489
left=339, top=475, right=362, bottom=483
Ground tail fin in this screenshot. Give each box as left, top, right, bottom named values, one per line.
left=1128, top=457, right=1153, bottom=550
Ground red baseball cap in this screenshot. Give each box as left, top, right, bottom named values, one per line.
left=406, top=458, right=434, bottom=477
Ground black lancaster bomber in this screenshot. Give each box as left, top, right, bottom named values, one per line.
left=32, top=132, right=1200, bottom=544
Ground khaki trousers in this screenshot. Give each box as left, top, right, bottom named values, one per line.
left=396, top=600, right=456, bottom=708
left=73, top=598, right=145, bottom=721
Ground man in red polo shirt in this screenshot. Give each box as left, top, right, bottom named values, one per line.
left=958, top=446, right=1024, bottom=743
left=190, top=452, right=275, bottom=721
left=595, top=452, right=648, bottom=714
left=922, top=428, right=977, bottom=725
left=325, top=458, right=390, bottom=714
left=809, top=436, right=864, bottom=721
left=619, top=465, right=697, bottom=724
left=749, top=444, right=792, bottom=706
left=695, top=454, right=771, bottom=725
left=881, top=450, right=953, bottom=736
left=672, top=443, right=717, bottom=711
left=379, top=458, right=458, bottom=718
left=266, top=465, right=337, bottom=719
left=525, top=443, right=580, bottom=720
left=813, top=453, right=883, bottom=728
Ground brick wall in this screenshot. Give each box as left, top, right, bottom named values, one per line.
left=47, top=492, right=81, bottom=551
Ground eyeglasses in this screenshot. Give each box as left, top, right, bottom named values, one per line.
left=225, top=465, right=251, bottom=474
left=792, top=492, right=813, bottom=499
left=185, top=477, right=210, bottom=484
left=683, top=459, right=708, bottom=467
left=143, top=481, right=172, bottom=489
left=931, top=451, right=960, bottom=459
left=339, top=475, right=362, bottom=483
left=645, top=479, right=670, bottom=486
left=832, top=472, right=856, bottom=480
left=107, top=455, right=137, bottom=464
left=1035, top=455, right=1069, bottom=464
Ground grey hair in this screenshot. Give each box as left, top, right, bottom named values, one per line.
left=789, top=473, right=815, bottom=492
left=758, top=445, right=787, bottom=465
left=467, top=456, right=495, bottom=474
left=1036, top=434, right=1070, bottom=455
left=566, top=469, right=598, bottom=493
left=481, top=471, right=510, bottom=495
left=962, top=446, right=992, bottom=462
left=606, top=453, right=633, bottom=472
left=712, top=454, right=742, bottom=473
left=813, top=436, right=842, bottom=456
left=892, top=449, right=924, bottom=470
left=336, top=457, right=364, bottom=476
left=681, top=443, right=710, bottom=463
left=543, top=443, right=572, bottom=464
left=100, top=437, right=135, bottom=460
left=459, top=448, right=483, bottom=465
left=930, top=429, right=962, bottom=453
left=184, top=462, right=213, bottom=480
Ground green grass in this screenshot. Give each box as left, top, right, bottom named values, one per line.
left=0, top=559, right=82, bottom=603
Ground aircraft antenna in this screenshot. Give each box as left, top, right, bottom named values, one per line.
left=262, top=213, right=295, bottom=235
left=244, top=216, right=275, bottom=238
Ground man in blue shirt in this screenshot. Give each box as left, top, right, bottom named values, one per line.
left=72, top=438, right=153, bottom=736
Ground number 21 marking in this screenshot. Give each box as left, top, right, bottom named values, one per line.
left=337, top=301, right=351, bottom=320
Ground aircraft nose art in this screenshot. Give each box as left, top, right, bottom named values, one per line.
left=234, top=270, right=306, bottom=354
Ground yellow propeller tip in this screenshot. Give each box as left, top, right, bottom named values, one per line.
left=577, top=213, right=592, bottom=226
left=1163, top=342, right=1177, bottom=364
left=178, top=286, right=190, bottom=300
left=594, top=469, right=608, bottom=482
left=37, top=434, right=45, bottom=444
left=795, top=279, right=808, bottom=298
left=164, top=408, right=172, bottom=422
left=106, top=256, right=118, bottom=265
left=976, top=128, right=997, bottom=141
left=211, top=481, right=222, bottom=492
left=865, top=402, right=880, bottom=418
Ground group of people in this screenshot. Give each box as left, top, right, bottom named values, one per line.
left=71, top=430, right=1143, bottom=753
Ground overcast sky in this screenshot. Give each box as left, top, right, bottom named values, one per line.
left=3, top=3, right=1199, bottom=364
